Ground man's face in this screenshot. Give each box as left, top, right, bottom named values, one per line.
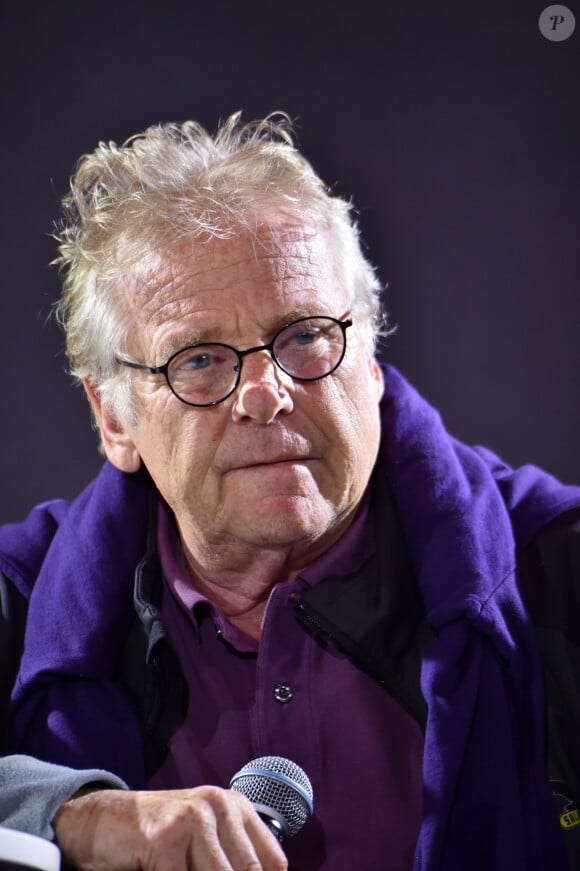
left=90, top=220, right=384, bottom=569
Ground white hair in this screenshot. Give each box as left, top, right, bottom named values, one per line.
left=53, top=111, right=388, bottom=423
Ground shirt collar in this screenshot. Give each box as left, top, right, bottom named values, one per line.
left=157, top=484, right=375, bottom=632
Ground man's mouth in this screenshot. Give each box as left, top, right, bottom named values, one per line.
left=231, top=454, right=313, bottom=472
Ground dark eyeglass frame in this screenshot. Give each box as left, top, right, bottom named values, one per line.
left=115, top=315, right=353, bottom=408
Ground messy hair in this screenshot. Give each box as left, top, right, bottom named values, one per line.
left=53, top=111, right=387, bottom=421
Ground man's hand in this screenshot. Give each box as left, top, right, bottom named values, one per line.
left=53, top=785, right=288, bottom=870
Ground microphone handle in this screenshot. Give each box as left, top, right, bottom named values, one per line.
left=257, top=812, right=286, bottom=843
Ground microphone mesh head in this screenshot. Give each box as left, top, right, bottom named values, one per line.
left=230, top=755, right=314, bottom=838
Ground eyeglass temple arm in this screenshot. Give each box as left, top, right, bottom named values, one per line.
left=115, top=357, right=164, bottom=375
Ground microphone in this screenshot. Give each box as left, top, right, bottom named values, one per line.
left=229, top=755, right=314, bottom=843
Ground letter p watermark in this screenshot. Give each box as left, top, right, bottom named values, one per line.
left=539, top=5, right=576, bottom=40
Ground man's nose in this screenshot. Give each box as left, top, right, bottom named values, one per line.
left=231, top=351, right=294, bottom=424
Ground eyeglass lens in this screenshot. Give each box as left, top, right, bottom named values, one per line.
left=168, top=316, right=347, bottom=406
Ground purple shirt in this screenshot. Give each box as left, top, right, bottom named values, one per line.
left=150, top=493, right=424, bottom=870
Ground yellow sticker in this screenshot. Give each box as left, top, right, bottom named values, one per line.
left=560, top=809, right=580, bottom=829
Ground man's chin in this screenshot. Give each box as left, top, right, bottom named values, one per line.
left=226, top=494, right=335, bottom=549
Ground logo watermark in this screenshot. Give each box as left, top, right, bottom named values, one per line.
left=539, top=5, right=576, bottom=40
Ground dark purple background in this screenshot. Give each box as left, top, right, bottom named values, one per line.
left=1, top=0, right=578, bottom=522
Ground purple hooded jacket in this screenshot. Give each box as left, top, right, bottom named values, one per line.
left=3, top=364, right=580, bottom=870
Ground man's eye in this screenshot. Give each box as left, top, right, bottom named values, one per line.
left=180, top=352, right=214, bottom=371
left=292, top=330, right=318, bottom=346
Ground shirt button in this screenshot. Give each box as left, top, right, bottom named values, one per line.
left=274, top=683, right=293, bottom=704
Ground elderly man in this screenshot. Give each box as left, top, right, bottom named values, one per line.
left=6, top=113, right=580, bottom=870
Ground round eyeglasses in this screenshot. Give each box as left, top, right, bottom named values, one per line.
left=116, top=315, right=353, bottom=407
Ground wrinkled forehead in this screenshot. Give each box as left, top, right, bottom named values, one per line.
left=120, top=217, right=353, bottom=310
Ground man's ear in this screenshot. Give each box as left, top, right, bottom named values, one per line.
left=368, top=356, right=385, bottom=402
left=83, top=379, right=141, bottom=473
